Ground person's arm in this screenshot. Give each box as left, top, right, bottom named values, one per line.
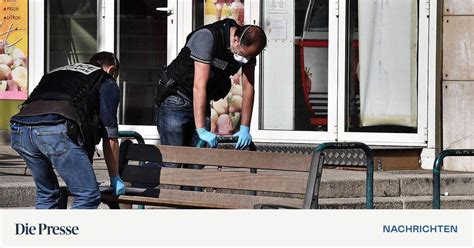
left=186, top=29, right=217, bottom=147
left=193, top=61, right=218, bottom=147
left=240, top=66, right=255, bottom=127
left=99, top=78, right=125, bottom=195
left=193, top=61, right=211, bottom=130
left=233, top=66, right=255, bottom=149
left=103, top=137, right=124, bottom=195
left=103, top=137, right=119, bottom=177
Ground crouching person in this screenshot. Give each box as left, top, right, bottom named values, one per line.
left=10, top=52, right=125, bottom=209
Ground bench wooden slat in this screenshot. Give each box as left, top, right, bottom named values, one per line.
left=102, top=194, right=235, bottom=209
left=125, top=144, right=312, bottom=172
left=101, top=189, right=304, bottom=209
left=121, top=165, right=308, bottom=194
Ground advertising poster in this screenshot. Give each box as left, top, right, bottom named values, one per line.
left=204, top=0, right=245, bottom=135
left=0, top=0, right=28, bottom=100
left=210, top=69, right=243, bottom=136
left=204, top=0, right=244, bottom=26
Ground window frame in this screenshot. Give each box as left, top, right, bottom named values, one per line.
left=252, top=0, right=432, bottom=147
left=336, top=0, right=429, bottom=147
left=251, top=0, right=339, bottom=144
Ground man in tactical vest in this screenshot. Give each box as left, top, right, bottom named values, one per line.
left=156, top=18, right=267, bottom=159
left=10, top=52, right=125, bottom=209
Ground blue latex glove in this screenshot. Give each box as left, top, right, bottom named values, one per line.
left=233, top=125, right=252, bottom=149
left=196, top=128, right=218, bottom=148
left=110, top=176, right=125, bottom=196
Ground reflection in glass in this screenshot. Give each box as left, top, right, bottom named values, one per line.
left=307, top=0, right=329, bottom=33
left=346, top=0, right=418, bottom=133
left=118, top=0, right=167, bottom=125
left=47, top=0, right=97, bottom=71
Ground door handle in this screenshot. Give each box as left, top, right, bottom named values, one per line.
left=156, top=7, right=174, bottom=16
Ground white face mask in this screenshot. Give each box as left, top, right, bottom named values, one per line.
left=233, top=53, right=249, bottom=64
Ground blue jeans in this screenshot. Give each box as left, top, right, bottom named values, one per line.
left=10, top=123, right=101, bottom=209
left=157, top=95, right=211, bottom=191
left=157, top=95, right=206, bottom=169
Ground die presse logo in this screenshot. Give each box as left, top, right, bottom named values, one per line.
left=15, top=223, right=79, bottom=236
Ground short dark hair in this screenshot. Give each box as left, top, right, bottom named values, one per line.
left=89, top=51, right=120, bottom=71
left=235, top=25, right=267, bottom=52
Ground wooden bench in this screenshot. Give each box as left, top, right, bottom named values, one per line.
left=99, top=140, right=325, bottom=209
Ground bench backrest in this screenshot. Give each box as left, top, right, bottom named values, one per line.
left=118, top=142, right=324, bottom=209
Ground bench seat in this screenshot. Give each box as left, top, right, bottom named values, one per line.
left=98, top=141, right=324, bottom=209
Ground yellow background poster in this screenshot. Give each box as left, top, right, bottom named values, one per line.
left=0, top=0, right=28, bottom=100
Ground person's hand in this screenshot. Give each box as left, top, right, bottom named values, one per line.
left=233, top=125, right=252, bottom=149
left=196, top=128, right=218, bottom=148
left=110, top=176, right=125, bottom=196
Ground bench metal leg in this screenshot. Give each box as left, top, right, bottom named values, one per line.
left=58, top=186, right=69, bottom=209
left=103, top=200, right=120, bottom=209
left=303, top=152, right=325, bottom=209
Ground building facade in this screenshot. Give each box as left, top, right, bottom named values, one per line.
left=0, top=0, right=472, bottom=171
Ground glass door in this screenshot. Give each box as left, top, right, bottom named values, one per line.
left=337, top=0, right=428, bottom=146
left=251, top=0, right=339, bottom=143
left=117, top=0, right=177, bottom=139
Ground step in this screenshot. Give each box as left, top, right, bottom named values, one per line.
left=319, top=169, right=474, bottom=198
left=318, top=196, right=474, bottom=209
left=2, top=184, right=473, bottom=209
left=1, top=170, right=472, bottom=208
left=0, top=183, right=36, bottom=208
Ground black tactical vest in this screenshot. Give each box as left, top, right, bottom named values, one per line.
left=18, top=63, right=111, bottom=160
left=167, top=19, right=242, bottom=101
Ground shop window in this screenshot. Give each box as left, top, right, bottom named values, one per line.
left=47, top=0, right=98, bottom=71
left=346, top=0, right=418, bottom=133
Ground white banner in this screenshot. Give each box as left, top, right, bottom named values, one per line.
left=0, top=210, right=473, bottom=247
left=358, top=0, right=418, bottom=127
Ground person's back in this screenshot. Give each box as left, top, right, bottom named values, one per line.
left=166, top=18, right=263, bottom=102
left=10, top=52, right=125, bottom=209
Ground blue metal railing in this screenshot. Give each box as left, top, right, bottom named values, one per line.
left=118, top=130, right=145, bottom=144
left=118, top=131, right=145, bottom=166
left=316, top=142, right=374, bottom=209
left=432, top=149, right=474, bottom=209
